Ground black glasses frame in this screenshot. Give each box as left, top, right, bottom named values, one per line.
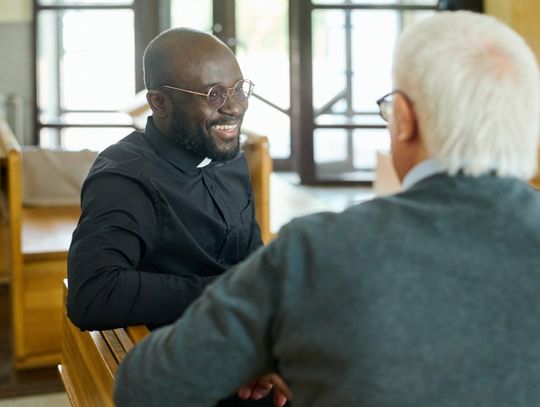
left=376, top=90, right=413, bottom=122
left=376, top=91, right=396, bottom=122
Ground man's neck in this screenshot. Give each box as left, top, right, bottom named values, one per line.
left=152, top=118, right=170, bottom=138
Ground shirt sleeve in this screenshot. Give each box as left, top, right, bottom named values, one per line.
left=67, top=173, right=216, bottom=330
left=113, top=237, right=286, bottom=407
left=245, top=182, right=264, bottom=254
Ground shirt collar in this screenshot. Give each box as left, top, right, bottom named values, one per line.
left=402, top=159, right=442, bottom=190
left=143, top=116, right=213, bottom=173
left=197, top=157, right=212, bottom=168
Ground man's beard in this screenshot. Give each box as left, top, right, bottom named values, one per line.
left=169, top=105, right=241, bottom=162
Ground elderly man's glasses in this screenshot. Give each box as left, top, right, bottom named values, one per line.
left=376, top=91, right=397, bottom=122
left=376, top=90, right=412, bottom=122
left=159, top=79, right=254, bottom=109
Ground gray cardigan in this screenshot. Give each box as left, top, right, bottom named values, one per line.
left=115, top=173, right=540, bottom=407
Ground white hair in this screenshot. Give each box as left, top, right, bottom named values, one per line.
left=393, top=11, right=540, bottom=179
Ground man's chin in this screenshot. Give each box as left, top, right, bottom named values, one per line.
left=208, top=135, right=240, bottom=162
left=210, top=145, right=240, bottom=162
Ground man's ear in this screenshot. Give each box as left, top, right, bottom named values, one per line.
left=393, top=93, right=418, bottom=143
left=146, top=91, right=170, bottom=119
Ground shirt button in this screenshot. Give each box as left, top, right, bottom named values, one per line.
left=217, top=257, right=224, bottom=263
left=210, top=185, right=216, bottom=192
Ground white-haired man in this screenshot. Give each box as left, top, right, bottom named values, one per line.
left=115, top=11, right=540, bottom=407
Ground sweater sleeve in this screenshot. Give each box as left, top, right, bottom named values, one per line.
left=113, top=236, right=288, bottom=407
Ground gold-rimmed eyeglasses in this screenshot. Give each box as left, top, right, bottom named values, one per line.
left=157, top=79, right=254, bottom=109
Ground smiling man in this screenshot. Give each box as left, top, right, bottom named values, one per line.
left=68, top=29, right=288, bottom=406
left=67, top=29, right=262, bottom=333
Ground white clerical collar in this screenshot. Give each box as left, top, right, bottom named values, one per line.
left=196, top=157, right=212, bottom=168
left=402, top=159, right=442, bottom=190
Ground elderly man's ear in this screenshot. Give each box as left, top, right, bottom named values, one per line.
left=393, top=93, right=418, bottom=144
left=147, top=91, right=170, bottom=119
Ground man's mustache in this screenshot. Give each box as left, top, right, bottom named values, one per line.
left=207, top=115, right=244, bottom=128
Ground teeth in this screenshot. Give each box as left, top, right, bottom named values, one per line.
left=213, top=124, right=237, bottom=130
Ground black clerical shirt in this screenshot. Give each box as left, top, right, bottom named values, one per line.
left=67, top=117, right=262, bottom=331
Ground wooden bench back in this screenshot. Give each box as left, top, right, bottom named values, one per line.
left=0, top=118, right=22, bottom=283
left=60, top=280, right=149, bottom=406
left=242, top=132, right=273, bottom=244
left=1, top=118, right=84, bottom=369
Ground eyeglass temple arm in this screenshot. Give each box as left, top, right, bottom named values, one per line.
left=159, top=85, right=208, bottom=97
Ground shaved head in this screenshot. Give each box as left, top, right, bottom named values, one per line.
left=143, top=28, right=235, bottom=90
left=143, top=27, right=248, bottom=162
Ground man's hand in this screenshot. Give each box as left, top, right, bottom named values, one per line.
left=237, top=373, right=292, bottom=407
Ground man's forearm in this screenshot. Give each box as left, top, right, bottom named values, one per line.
left=67, top=265, right=216, bottom=330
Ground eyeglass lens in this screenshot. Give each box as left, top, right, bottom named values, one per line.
left=208, top=80, right=253, bottom=108
left=380, top=97, right=393, bottom=122
left=382, top=102, right=391, bottom=121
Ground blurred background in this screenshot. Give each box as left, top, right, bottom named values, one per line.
left=1, top=0, right=490, bottom=186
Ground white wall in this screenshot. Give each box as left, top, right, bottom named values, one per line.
left=0, top=0, right=32, bottom=23
left=0, top=0, right=33, bottom=144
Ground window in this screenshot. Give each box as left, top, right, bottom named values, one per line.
left=169, top=0, right=445, bottom=182
left=33, top=1, right=479, bottom=178
left=291, top=0, right=440, bottom=183
left=236, top=0, right=291, bottom=160
left=170, top=0, right=212, bottom=32
left=35, top=0, right=137, bottom=151
left=169, top=0, right=292, bottom=169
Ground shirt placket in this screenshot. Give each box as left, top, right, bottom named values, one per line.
left=201, top=172, right=236, bottom=265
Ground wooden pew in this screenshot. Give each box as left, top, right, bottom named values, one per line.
left=0, top=119, right=81, bottom=369
left=0, top=119, right=20, bottom=283
left=242, top=132, right=273, bottom=244
left=59, top=280, right=149, bottom=406
left=0, top=220, right=8, bottom=284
